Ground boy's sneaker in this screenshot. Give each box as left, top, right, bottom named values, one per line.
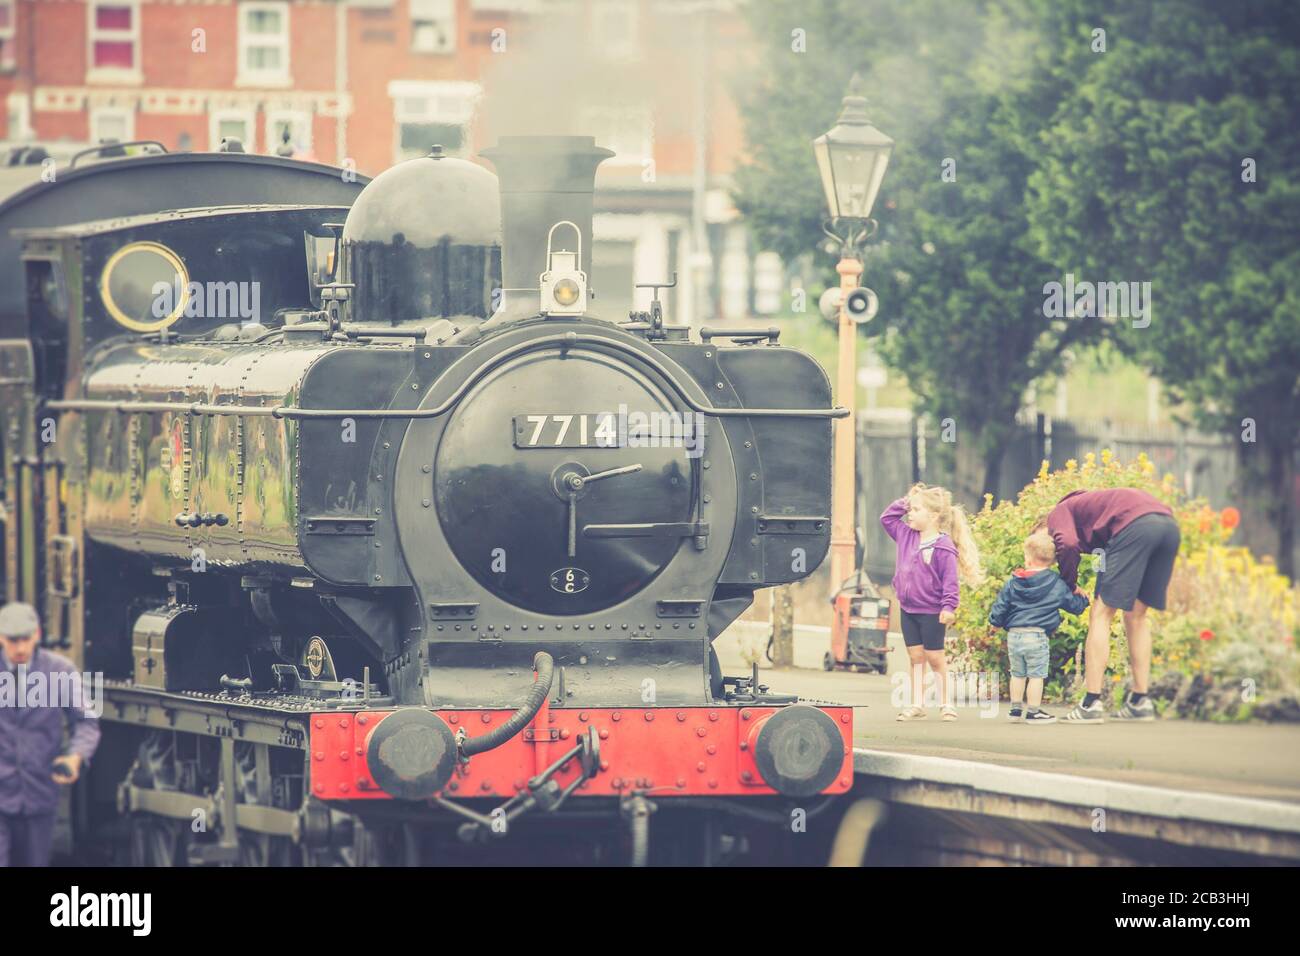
left=1114, top=695, right=1157, bottom=722
left=1007, top=706, right=1023, bottom=721
left=1023, top=709, right=1057, bottom=724
left=1063, top=698, right=1106, bottom=724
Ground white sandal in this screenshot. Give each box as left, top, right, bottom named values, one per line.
left=941, top=706, right=958, bottom=721
left=896, top=706, right=927, bottom=721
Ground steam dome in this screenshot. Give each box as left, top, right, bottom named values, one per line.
left=343, top=147, right=501, bottom=324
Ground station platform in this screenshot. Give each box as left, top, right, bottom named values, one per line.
left=717, top=622, right=1300, bottom=805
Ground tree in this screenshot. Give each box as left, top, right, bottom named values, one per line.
left=733, top=0, right=1104, bottom=504
left=1023, top=0, right=1300, bottom=575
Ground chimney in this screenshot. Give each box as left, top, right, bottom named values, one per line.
left=480, top=135, right=613, bottom=325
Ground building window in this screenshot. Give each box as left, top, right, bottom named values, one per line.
left=578, top=105, right=651, bottom=166
left=590, top=0, right=637, bottom=59
left=388, top=80, right=479, bottom=162
left=87, top=1, right=141, bottom=82
left=209, top=109, right=256, bottom=151
left=266, top=110, right=312, bottom=156
left=410, top=0, right=456, bottom=54
left=6, top=91, right=31, bottom=141
left=720, top=226, right=751, bottom=321
left=90, top=107, right=135, bottom=144
left=0, top=1, right=15, bottom=72
left=752, top=251, right=784, bottom=315
left=238, top=2, right=291, bottom=87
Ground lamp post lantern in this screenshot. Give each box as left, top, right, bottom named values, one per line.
left=814, top=73, right=893, bottom=593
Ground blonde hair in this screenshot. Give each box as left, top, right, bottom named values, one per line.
left=909, top=484, right=984, bottom=586
left=1023, top=530, right=1056, bottom=566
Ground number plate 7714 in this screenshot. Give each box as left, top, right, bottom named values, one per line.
left=513, top=414, right=620, bottom=449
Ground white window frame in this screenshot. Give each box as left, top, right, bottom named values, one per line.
left=388, top=80, right=480, bottom=162
left=410, top=0, right=456, bottom=55
left=89, top=106, right=135, bottom=144
left=86, top=0, right=142, bottom=85
left=265, top=109, right=313, bottom=155
left=5, top=91, right=31, bottom=141
left=237, top=1, right=292, bottom=88
left=578, top=104, right=652, bottom=167
left=209, top=108, right=257, bottom=151
left=0, top=0, right=16, bottom=72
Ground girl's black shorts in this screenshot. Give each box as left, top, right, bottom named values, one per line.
left=900, top=608, right=947, bottom=651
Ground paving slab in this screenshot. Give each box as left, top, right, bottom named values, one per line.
left=716, top=628, right=1300, bottom=804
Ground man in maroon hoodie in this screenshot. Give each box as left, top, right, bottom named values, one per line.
left=1043, top=488, right=1180, bottom=724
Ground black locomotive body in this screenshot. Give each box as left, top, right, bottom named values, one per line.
left=1, top=137, right=851, bottom=865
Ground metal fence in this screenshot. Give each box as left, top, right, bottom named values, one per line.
left=858, top=411, right=1292, bottom=583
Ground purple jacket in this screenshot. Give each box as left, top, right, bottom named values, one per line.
left=0, top=648, right=101, bottom=815
left=881, top=498, right=960, bottom=615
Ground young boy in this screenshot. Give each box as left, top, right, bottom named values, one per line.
left=988, top=531, right=1090, bottom=724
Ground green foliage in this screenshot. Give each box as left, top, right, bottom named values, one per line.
left=1021, top=0, right=1300, bottom=571
left=951, top=451, right=1201, bottom=696
left=734, top=0, right=1300, bottom=569
left=734, top=0, right=1107, bottom=500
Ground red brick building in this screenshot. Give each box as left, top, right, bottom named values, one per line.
left=0, top=0, right=783, bottom=323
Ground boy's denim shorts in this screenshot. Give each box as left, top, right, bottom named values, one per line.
left=1008, top=628, right=1050, bottom=679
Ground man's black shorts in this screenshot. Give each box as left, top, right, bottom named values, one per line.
left=900, top=609, right=947, bottom=651
left=1095, top=512, right=1181, bottom=611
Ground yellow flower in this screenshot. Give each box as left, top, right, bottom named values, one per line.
left=1065, top=459, right=1078, bottom=472
left=1101, top=448, right=1114, bottom=465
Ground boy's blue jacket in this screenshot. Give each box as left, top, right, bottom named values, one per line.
left=988, top=568, right=1090, bottom=633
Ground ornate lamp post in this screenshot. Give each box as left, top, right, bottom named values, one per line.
left=814, top=73, right=893, bottom=591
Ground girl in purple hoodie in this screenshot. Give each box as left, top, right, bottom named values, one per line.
left=881, top=484, right=984, bottom=721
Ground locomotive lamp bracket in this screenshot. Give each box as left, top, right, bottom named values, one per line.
left=429, top=602, right=478, bottom=620
left=624, top=273, right=678, bottom=339
left=722, top=663, right=798, bottom=705
left=756, top=515, right=828, bottom=535
left=319, top=282, right=356, bottom=338
left=656, top=600, right=703, bottom=619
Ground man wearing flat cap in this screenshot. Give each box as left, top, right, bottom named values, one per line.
left=0, top=601, right=101, bottom=866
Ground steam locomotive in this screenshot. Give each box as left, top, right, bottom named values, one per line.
left=0, top=136, right=851, bottom=865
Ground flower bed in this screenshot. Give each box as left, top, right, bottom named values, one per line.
left=950, top=451, right=1300, bottom=720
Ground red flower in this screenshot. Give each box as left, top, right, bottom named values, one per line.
left=1199, top=629, right=1215, bottom=642
left=1220, top=507, right=1241, bottom=530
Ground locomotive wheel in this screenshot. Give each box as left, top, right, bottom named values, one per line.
left=127, top=814, right=187, bottom=867
left=239, top=833, right=272, bottom=867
